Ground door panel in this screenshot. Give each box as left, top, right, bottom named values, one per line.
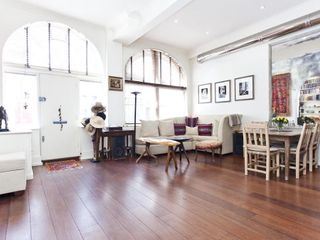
left=39, top=74, right=80, bottom=160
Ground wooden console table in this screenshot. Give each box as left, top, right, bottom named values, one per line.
left=93, top=128, right=135, bottom=162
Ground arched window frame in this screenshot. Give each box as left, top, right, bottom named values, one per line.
left=2, top=21, right=103, bottom=77
left=125, top=49, right=186, bottom=90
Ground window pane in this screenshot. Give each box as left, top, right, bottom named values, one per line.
left=50, top=23, right=68, bottom=71
left=125, top=84, right=157, bottom=123
left=171, top=61, right=180, bottom=86
left=132, top=52, right=143, bottom=81
left=3, top=28, right=26, bottom=65
left=3, top=73, right=38, bottom=129
left=79, top=81, right=103, bottom=120
left=88, top=42, right=103, bottom=75
left=161, top=54, right=170, bottom=85
left=29, top=22, right=49, bottom=68
left=159, top=88, right=186, bottom=119
left=70, top=30, right=86, bottom=73
left=144, top=49, right=160, bottom=83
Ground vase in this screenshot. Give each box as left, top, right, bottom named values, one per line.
left=277, top=123, right=283, bottom=132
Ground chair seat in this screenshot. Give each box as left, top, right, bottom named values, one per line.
left=0, top=152, right=25, bottom=173
left=195, top=141, right=222, bottom=150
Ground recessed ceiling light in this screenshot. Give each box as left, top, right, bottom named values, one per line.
left=205, top=31, right=210, bottom=35
left=260, top=5, right=265, bottom=10
left=174, top=19, right=179, bottom=24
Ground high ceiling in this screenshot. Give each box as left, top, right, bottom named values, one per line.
left=15, top=0, right=319, bottom=54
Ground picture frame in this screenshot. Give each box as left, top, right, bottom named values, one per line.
left=108, top=76, right=123, bottom=91
left=214, top=80, right=231, bottom=103
left=234, top=75, right=254, bottom=101
left=198, top=83, right=212, bottom=104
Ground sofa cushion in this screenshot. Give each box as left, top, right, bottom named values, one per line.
left=140, top=120, right=159, bottom=137
left=198, top=123, right=213, bottom=136
left=0, top=152, right=25, bottom=173
left=174, top=123, right=186, bottom=135
left=159, top=120, right=174, bottom=136
left=186, top=126, right=198, bottom=135
left=185, top=117, right=198, bottom=127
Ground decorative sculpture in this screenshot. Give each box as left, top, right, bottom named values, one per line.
left=0, top=106, right=9, bottom=132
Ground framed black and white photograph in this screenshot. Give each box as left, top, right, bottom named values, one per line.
left=234, top=75, right=254, bottom=101
left=108, top=76, right=123, bottom=91
left=215, top=80, right=231, bottom=103
left=198, top=83, right=212, bottom=103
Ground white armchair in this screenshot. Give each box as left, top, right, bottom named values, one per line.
left=0, top=152, right=26, bottom=195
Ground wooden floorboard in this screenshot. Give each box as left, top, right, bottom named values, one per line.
left=1, top=152, right=320, bottom=239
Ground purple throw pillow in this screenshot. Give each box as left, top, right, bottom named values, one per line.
left=198, top=123, right=213, bottom=136
left=174, top=123, right=186, bottom=135
left=185, top=117, right=198, bottom=127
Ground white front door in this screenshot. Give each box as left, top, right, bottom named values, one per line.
left=39, top=74, right=80, bottom=161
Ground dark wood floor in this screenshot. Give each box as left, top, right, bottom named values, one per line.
left=1, top=152, right=320, bottom=240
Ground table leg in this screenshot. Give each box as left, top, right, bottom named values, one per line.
left=166, top=146, right=178, bottom=172
left=181, top=143, right=190, bottom=163
left=136, top=142, right=157, bottom=163
left=92, top=129, right=101, bottom=163
left=284, top=138, right=290, bottom=181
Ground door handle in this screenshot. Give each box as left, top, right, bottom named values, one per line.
left=42, top=136, right=45, bottom=142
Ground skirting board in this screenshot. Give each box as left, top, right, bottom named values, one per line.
left=81, top=150, right=93, bottom=160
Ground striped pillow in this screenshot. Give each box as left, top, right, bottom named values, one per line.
left=174, top=123, right=186, bottom=135
left=198, top=123, right=213, bottom=136
left=185, top=117, right=198, bottom=127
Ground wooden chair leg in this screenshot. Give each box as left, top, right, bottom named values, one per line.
left=244, top=151, right=248, bottom=176
left=266, top=156, right=270, bottom=181
left=296, top=153, right=300, bottom=179
left=303, top=153, right=307, bottom=175
left=309, top=149, right=313, bottom=172
left=211, top=147, right=214, bottom=161
left=276, top=153, right=280, bottom=178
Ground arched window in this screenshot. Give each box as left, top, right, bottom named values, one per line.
left=3, top=21, right=103, bottom=76
left=124, top=49, right=187, bottom=122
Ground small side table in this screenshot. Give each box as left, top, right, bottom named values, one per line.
left=167, top=137, right=191, bottom=163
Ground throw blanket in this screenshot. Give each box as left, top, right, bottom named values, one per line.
left=229, top=114, right=241, bottom=127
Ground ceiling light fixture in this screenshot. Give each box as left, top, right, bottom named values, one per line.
left=205, top=31, right=210, bottom=35
left=260, top=5, right=265, bottom=10
left=174, top=19, right=179, bottom=24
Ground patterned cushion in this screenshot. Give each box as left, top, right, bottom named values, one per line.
left=198, top=123, right=213, bottom=136
left=185, top=117, right=198, bottom=127
left=195, top=141, right=222, bottom=150
left=174, top=123, right=186, bottom=135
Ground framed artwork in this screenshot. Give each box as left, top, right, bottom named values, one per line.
left=272, top=73, right=290, bottom=116
left=234, top=75, right=254, bottom=101
left=215, top=80, right=231, bottom=103
left=109, top=76, right=123, bottom=91
left=198, top=83, right=212, bottom=103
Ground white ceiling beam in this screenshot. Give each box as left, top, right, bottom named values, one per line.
left=112, top=0, right=193, bottom=45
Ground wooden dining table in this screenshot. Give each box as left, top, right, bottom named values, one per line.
left=269, top=128, right=302, bottom=180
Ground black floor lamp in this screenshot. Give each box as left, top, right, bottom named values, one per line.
left=131, top=91, right=140, bottom=156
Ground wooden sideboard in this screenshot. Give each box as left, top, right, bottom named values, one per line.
left=93, top=128, right=135, bottom=162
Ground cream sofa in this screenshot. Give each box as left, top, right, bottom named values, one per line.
left=0, top=152, right=26, bottom=195
left=135, top=115, right=233, bottom=156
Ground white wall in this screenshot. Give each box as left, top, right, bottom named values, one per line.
left=192, top=44, right=271, bottom=123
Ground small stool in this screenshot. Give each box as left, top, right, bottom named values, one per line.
left=195, top=141, right=223, bottom=162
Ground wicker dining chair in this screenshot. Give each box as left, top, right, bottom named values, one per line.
left=309, top=123, right=320, bottom=172
left=243, top=122, right=280, bottom=181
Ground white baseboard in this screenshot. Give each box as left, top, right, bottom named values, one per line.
left=80, top=150, right=93, bottom=160
left=32, top=155, right=42, bottom=166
